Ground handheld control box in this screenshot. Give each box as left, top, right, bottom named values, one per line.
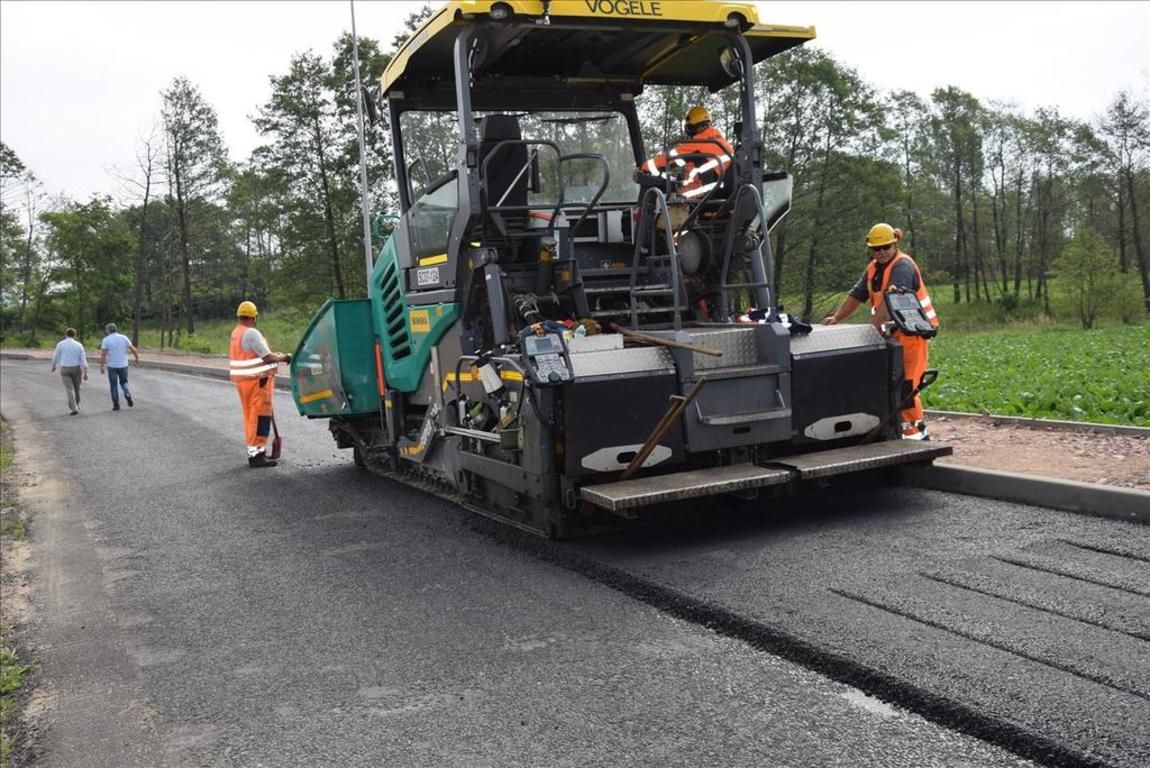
left=522, top=333, right=573, bottom=385
left=884, top=291, right=937, bottom=339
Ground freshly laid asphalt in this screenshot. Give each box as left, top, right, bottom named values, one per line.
left=568, top=491, right=1150, bottom=767
left=3, top=357, right=1147, bottom=766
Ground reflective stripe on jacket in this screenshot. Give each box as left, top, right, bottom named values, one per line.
left=642, top=126, right=734, bottom=200
left=866, top=252, right=939, bottom=329
left=229, top=325, right=277, bottom=380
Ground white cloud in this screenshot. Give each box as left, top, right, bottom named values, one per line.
left=761, top=1, right=1149, bottom=119
left=1, top=0, right=424, bottom=201
left=2, top=0, right=1147, bottom=203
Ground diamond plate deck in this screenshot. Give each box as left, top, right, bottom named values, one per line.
left=580, top=464, right=793, bottom=511
left=767, top=440, right=952, bottom=479
left=687, top=326, right=760, bottom=369
left=790, top=324, right=886, bottom=356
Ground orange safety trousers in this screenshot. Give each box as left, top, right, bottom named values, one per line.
left=896, top=333, right=929, bottom=438
left=235, top=376, right=273, bottom=457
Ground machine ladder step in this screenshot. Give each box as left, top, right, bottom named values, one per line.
left=766, top=440, right=952, bottom=479
left=581, top=464, right=792, bottom=511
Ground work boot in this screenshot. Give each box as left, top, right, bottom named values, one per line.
left=125, top=394, right=134, bottom=407
left=248, top=452, right=278, bottom=469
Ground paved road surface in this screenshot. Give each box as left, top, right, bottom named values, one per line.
left=0, top=359, right=1135, bottom=766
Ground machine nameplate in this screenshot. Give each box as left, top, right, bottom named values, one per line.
left=409, top=308, right=431, bottom=334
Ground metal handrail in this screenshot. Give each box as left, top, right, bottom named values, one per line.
left=717, top=182, right=774, bottom=320
left=629, top=186, right=684, bottom=330
left=478, top=138, right=562, bottom=212
left=551, top=152, right=610, bottom=240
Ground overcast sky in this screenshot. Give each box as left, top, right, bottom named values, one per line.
left=2, top=1, right=1147, bottom=204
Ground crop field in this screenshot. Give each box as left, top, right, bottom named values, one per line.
left=924, top=324, right=1149, bottom=426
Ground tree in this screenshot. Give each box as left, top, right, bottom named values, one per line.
left=930, top=86, right=983, bottom=305
left=113, top=122, right=164, bottom=345
left=1055, top=227, right=1124, bottom=329
left=41, top=198, right=135, bottom=341
left=1100, top=91, right=1150, bottom=312
left=1025, top=108, right=1075, bottom=313
left=161, top=77, right=228, bottom=335
left=756, top=48, right=886, bottom=318
left=255, top=51, right=356, bottom=301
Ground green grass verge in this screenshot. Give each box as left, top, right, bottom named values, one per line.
left=134, top=310, right=309, bottom=357
left=924, top=324, right=1149, bottom=425
left=0, top=423, right=21, bottom=541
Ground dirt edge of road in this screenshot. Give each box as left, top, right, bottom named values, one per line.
left=0, top=418, right=39, bottom=767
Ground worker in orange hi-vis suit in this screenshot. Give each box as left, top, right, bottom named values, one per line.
left=229, top=301, right=292, bottom=468
left=636, top=105, right=734, bottom=200
left=823, top=223, right=939, bottom=440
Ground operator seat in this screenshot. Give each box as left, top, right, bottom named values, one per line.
left=478, top=114, right=529, bottom=235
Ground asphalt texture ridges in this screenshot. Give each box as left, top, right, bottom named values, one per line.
left=2, top=359, right=1043, bottom=768
left=473, top=516, right=1118, bottom=768
left=559, top=496, right=1150, bottom=767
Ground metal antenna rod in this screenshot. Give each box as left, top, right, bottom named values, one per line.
left=349, top=0, right=374, bottom=290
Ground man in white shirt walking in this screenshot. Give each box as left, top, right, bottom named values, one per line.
left=50, top=327, right=89, bottom=415
left=99, top=323, right=141, bottom=411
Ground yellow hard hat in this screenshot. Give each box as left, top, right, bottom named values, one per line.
left=686, top=106, right=711, bottom=126
left=866, top=223, right=900, bottom=248
left=236, top=300, right=259, bottom=318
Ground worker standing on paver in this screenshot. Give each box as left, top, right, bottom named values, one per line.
left=636, top=105, right=734, bottom=200
left=229, top=301, right=290, bottom=468
left=50, top=327, right=89, bottom=415
left=99, top=323, right=140, bottom=411
left=823, top=223, right=939, bottom=440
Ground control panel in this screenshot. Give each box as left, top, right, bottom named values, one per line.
left=522, top=332, right=573, bottom=385
left=884, top=291, right=937, bottom=338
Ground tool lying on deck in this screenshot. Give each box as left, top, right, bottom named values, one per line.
left=609, top=323, right=722, bottom=357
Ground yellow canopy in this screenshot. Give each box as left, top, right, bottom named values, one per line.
left=382, top=0, right=815, bottom=95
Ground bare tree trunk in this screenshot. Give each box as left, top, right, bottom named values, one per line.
left=1116, top=172, right=1129, bottom=272
left=17, top=183, right=41, bottom=334
left=1013, top=168, right=1026, bottom=298
left=133, top=167, right=154, bottom=346
left=968, top=145, right=990, bottom=302
left=951, top=156, right=964, bottom=304
left=176, top=192, right=195, bottom=335
left=771, top=120, right=802, bottom=292
left=314, top=120, right=346, bottom=299
left=801, top=132, right=834, bottom=320
left=1124, top=167, right=1150, bottom=311
left=991, top=158, right=1009, bottom=295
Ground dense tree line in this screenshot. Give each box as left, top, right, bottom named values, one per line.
left=2, top=11, right=1147, bottom=346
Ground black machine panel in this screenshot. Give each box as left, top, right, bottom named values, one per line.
left=791, top=345, right=901, bottom=443
left=562, top=374, right=685, bottom=478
